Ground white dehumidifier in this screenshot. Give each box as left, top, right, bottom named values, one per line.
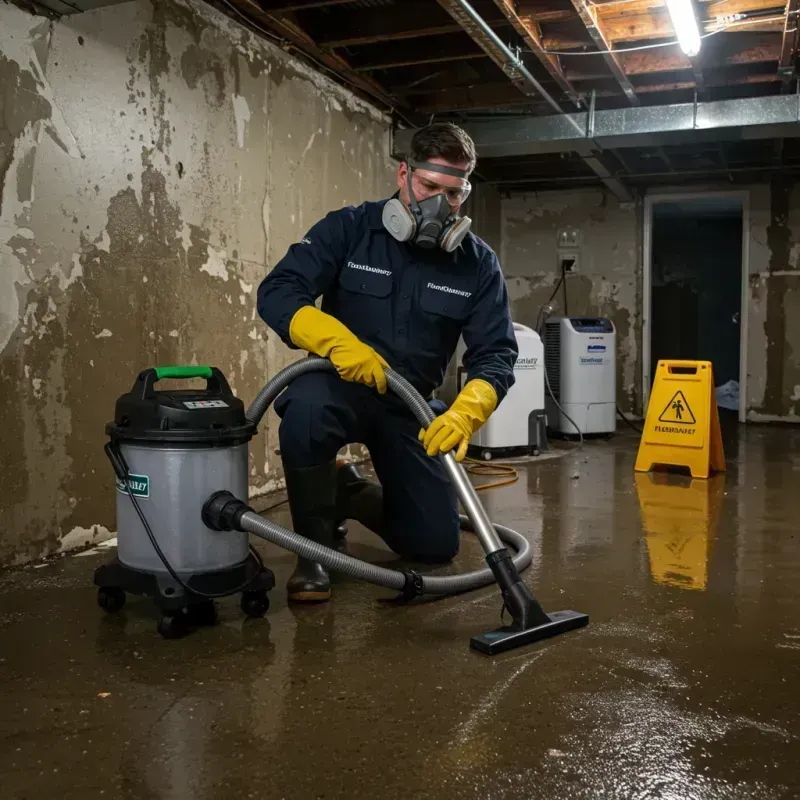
left=543, top=316, right=616, bottom=435
left=455, top=323, right=547, bottom=459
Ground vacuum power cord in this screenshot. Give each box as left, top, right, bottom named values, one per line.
left=617, top=404, right=643, bottom=433
left=464, top=458, right=519, bottom=491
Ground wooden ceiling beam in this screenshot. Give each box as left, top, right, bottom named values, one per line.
left=356, top=52, right=487, bottom=72
left=704, top=0, right=786, bottom=18
left=323, top=22, right=495, bottom=49
left=258, top=0, right=355, bottom=10
left=490, top=0, right=583, bottom=105
left=569, top=0, right=640, bottom=103
left=591, top=0, right=783, bottom=20
left=548, top=7, right=786, bottom=46
left=615, top=34, right=780, bottom=73
left=635, top=70, right=779, bottom=91
left=778, top=0, right=800, bottom=85
left=229, top=0, right=405, bottom=114
left=411, top=82, right=543, bottom=113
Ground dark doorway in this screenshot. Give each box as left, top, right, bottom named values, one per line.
left=650, top=197, right=743, bottom=413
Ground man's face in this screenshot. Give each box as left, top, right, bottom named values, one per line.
left=396, top=156, right=472, bottom=215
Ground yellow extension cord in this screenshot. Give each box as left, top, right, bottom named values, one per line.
left=464, top=457, right=519, bottom=491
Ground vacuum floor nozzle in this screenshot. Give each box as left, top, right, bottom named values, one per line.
left=470, top=609, right=589, bottom=656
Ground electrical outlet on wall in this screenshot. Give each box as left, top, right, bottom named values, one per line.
left=560, top=253, right=579, bottom=273
left=557, top=227, right=580, bottom=249
left=557, top=227, right=580, bottom=274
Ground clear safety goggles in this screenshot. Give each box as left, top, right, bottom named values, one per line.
left=409, top=165, right=472, bottom=206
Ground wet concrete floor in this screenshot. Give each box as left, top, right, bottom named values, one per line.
left=1, top=424, right=799, bottom=799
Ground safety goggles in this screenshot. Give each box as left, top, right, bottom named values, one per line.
left=408, top=159, right=472, bottom=206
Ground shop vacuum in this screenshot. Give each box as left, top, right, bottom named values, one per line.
left=95, top=361, right=589, bottom=653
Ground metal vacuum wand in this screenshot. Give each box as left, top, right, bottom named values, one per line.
left=441, top=451, right=587, bottom=654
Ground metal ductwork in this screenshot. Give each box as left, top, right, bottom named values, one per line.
left=394, top=95, right=800, bottom=161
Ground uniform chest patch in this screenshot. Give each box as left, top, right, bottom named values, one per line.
left=347, top=261, right=391, bottom=276
left=426, top=282, right=472, bottom=299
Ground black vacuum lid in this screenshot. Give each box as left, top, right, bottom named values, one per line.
left=106, top=366, right=256, bottom=443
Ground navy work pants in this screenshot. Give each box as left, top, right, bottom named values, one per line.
left=275, top=371, right=460, bottom=562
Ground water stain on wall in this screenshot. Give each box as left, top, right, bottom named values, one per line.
left=0, top=0, right=393, bottom=565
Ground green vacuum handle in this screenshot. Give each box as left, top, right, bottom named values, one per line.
left=154, top=366, right=214, bottom=380
left=135, top=366, right=232, bottom=399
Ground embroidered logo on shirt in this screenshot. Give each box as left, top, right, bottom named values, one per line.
left=301, top=237, right=312, bottom=245
left=347, top=261, right=392, bottom=276
left=427, top=282, right=472, bottom=299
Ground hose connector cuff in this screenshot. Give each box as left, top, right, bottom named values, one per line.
left=202, top=491, right=251, bottom=532
left=401, top=569, right=425, bottom=601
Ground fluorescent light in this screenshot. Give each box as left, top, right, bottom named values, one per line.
left=666, top=0, right=702, bottom=57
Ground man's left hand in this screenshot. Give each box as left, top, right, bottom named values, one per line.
left=419, top=379, right=498, bottom=462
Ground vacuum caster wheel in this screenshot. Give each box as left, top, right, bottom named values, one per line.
left=241, top=591, right=270, bottom=618
left=157, top=612, right=189, bottom=639
left=187, top=600, right=218, bottom=627
left=97, top=586, right=126, bottom=613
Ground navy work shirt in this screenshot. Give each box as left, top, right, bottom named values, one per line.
left=257, top=198, right=518, bottom=401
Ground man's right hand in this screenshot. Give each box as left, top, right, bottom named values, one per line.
left=289, top=305, right=390, bottom=393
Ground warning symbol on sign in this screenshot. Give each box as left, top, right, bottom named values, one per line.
left=659, top=391, right=696, bottom=425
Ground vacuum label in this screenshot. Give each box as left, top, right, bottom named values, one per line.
left=587, top=345, right=606, bottom=352
left=183, top=400, right=229, bottom=409
left=116, top=473, right=150, bottom=498
left=580, top=357, right=604, bottom=365
left=515, top=357, right=539, bottom=370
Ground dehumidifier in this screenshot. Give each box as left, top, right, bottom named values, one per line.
left=455, top=323, right=547, bottom=459
left=544, top=316, right=616, bottom=435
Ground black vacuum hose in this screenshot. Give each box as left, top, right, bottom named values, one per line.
left=241, top=358, right=533, bottom=595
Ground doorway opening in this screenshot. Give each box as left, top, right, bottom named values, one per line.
left=643, top=193, right=747, bottom=422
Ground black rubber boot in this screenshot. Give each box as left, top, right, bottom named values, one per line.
left=336, top=464, right=384, bottom=537
left=285, top=461, right=338, bottom=603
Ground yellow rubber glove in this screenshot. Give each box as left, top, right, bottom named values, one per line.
left=419, top=379, right=498, bottom=462
left=289, top=305, right=390, bottom=393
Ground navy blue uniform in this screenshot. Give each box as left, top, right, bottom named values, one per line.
left=257, top=198, right=517, bottom=561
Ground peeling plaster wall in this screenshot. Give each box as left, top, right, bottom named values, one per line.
left=499, top=189, right=640, bottom=412
left=747, top=179, right=800, bottom=422
left=0, top=0, right=394, bottom=565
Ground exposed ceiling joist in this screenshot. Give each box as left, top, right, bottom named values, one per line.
left=491, top=0, right=583, bottom=106
left=569, top=0, right=640, bottom=103
left=228, top=0, right=405, bottom=116
left=412, top=70, right=780, bottom=110
left=356, top=52, right=487, bottom=72
left=635, top=71, right=778, bottom=92
left=259, top=0, right=355, bottom=11
left=616, top=34, right=779, bottom=74
left=778, top=0, right=800, bottom=84
left=323, top=21, right=494, bottom=49
left=409, top=82, right=543, bottom=112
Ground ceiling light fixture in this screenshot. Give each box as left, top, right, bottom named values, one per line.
left=665, top=0, right=702, bottom=57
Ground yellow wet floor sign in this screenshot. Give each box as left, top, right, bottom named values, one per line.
left=635, top=360, right=726, bottom=479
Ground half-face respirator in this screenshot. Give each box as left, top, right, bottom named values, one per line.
left=382, top=159, right=472, bottom=253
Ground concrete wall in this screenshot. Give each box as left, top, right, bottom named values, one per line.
left=493, top=181, right=800, bottom=422
left=498, top=189, right=641, bottom=411
left=0, top=0, right=394, bottom=565
left=748, top=180, right=800, bottom=422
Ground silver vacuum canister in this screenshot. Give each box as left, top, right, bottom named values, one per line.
left=106, top=367, right=256, bottom=576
